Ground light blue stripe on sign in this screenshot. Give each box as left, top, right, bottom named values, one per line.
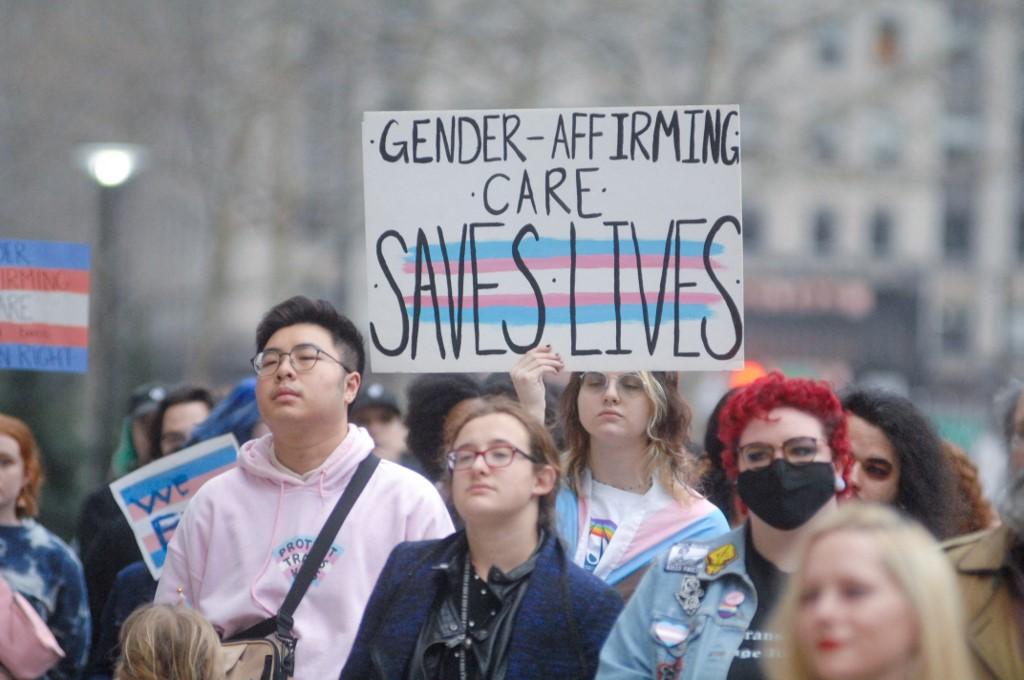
left=0, top=344, right=88, bottom=373
left=118, top=446, right=238, bottom=506
left=408, top=237, right=724, bottom=262
left=0, top=239, right=91, bottom=270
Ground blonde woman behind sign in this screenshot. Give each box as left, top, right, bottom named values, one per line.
left=512, top=347, right=728, bottom=600
left=766, top=503, right=974, bottom=680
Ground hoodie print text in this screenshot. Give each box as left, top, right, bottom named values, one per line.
left=274, top=535, right=344, bottom=584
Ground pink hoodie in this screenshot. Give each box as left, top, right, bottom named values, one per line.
left=156, top=425, right=454, bottom=679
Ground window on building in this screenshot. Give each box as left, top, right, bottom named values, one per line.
left=943, top=192, right=973, bottom=262
left=870, top=210, right=893, bottom=258
left=946, top=47, right=981, bottom=115
left=743, top=206, right=764, bottom=254
left=875, top=18, right=902, bottom=65
left=870, top=112, right=902, bottom=167
left=1017, top=208, right=1024, bottom=262
left=809, top=120, right=840, bottom=164
left=941, top=304, right=971, bottom=355
left=816, top=18, right=846, bottom=67
left=813, top=209, right=836, bottom=256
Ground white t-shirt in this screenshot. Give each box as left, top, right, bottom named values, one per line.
left=581, top=480, right=647, bottom=573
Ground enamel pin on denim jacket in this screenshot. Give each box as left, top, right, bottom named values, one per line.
left=597, top=526, right=757, bottom=680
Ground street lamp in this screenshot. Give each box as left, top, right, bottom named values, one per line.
left=76, top=143, right=146, bottom=484
left=77, top=144, right=145, bottom=188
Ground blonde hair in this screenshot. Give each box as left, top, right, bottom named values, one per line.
left=560, top=371, right=698, bottom=502
left=115, top=605, right=224, bottom=680
left=766, top=503, right=974, bottom=680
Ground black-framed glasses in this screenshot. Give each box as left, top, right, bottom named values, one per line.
left=446, top=444, right=540, bottom=471
left=737, top=436, right=820, bottom=469
left=250, top=343, right=352, bottom=376
left=579, top=372, right=645, bottom=394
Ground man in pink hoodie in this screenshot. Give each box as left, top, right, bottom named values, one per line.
left=156, top=296, right=454, bottom=679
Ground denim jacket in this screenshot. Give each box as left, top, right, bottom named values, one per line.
left=597, top=526, right=756, bottom=680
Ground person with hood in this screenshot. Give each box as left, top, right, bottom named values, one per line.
left=76, top=382, right=167, bottom=559
left=155, top=296, right=453, bottom=679
left=597, top=372, right=852, bottom=679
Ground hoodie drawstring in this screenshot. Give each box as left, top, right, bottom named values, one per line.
left=249, top=481, right=287, bottom=616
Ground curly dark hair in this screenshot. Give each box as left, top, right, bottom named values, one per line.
left=841, top=386, right=961, bottom=539
left=404, top=373, right=483, bottom=481
left=718, top=372, right=852, bottom=490
left=699, top=388, right=739, bottom=524
left=942, top=440, right=995, bottom=534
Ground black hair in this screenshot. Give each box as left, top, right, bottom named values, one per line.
left=404, top=374, right=484, bottom=481
left=841, top=386, right=962, bottom=539
left=997, top=379, right=1023, bottom=449
left=700, top=387, right=738, bottom=524
left=255, top=296, right=365, bottom=375
left=149, top=385, right=216, bottom=457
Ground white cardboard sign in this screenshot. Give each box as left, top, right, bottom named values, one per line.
left=362, top=105, right=744, bottom=372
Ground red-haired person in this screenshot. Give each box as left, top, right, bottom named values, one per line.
left=597, top=372, right=851, bottom=680
left=0, top=413, right=90, bottom=679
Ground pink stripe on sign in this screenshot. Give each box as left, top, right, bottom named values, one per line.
left=404, top=292, right=723, bottom=308
left=126, top=467, right=232, bottom=520
left=402, top=255, right=724, bottom=274
left=143, top=532, right=163, bottom=554
left=0, top=322, right=88, bottom=347
left=0, top=268, right=91, bottom=293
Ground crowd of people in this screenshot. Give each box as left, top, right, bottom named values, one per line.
left=1, top=293, right=1022, bottom=679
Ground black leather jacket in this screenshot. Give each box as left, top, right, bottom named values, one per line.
left=407, top=534, right=540, bottom=680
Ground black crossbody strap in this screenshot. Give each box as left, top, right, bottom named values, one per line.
left=276, top=452, right=380, bottom=633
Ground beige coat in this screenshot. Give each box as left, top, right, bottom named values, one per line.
left=944, top=525, right=1024, bottom=680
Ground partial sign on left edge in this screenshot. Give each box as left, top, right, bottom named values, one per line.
left=0, top=239, right=91, bottom=373
left=110, top=435, right=239, bottom=580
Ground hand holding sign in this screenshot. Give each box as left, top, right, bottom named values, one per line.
left=510, top=346, right=564, bottom=424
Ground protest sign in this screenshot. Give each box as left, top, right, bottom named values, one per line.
left=110, top=434, right=238, bottom=580
left=362, top=105, right=744, bottom=372
left=0, top=238, right=91, bottom=373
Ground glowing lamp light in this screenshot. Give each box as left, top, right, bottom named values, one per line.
left=728, top=360, right=767, bottom=388
left=76, top=144, right=145, bottom=188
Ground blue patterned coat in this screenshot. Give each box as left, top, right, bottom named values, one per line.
left=0, top=520, right=90, bottom=680
left=340, top=530, right=623, bottom=679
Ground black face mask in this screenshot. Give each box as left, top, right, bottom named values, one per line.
left=737, top=460, right=835, bottom=530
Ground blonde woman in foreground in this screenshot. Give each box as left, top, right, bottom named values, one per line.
left=115, top=604, right=224, bottom=680
left=766, top=503, right=974, bottom=680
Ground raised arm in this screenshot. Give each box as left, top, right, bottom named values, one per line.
left=510, top=346, right=564, bottom=425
